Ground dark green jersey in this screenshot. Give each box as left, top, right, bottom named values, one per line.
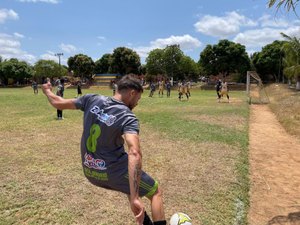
left=74, top=94, right=139, bottom=171
left=74, top=94, right=157, bottom=197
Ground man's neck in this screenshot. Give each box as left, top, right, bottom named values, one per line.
left=113, top=93, right=128, bottom=106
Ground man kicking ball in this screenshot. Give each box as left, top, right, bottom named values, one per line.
left=42, top=75, right=166, bottom=225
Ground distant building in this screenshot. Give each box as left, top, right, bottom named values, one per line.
left=94, top=74, right=119, bottom=86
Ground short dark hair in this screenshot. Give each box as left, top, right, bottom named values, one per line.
left=117, top=75, right=143, bottom=93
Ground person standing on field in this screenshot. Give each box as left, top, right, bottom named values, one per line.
left=220, top=80, right=230, bottom=103
left=166, top=80, right=171, bottom=97
left=149, top=82, right=156, bottom=97
left=42, top=75, right=166, bottom=225
left=215, top=79, right=222, bottom=101
left=186, top=80, right=191, bottom=97
left=56, top=78, right=65, bottom=120
left=32, top=81, right=38, bottom=94
left=76, top=81, right=82, bottom=98
left=178, top=81, right=189, bottom=101
left=158, top=80, right=165, bottom=97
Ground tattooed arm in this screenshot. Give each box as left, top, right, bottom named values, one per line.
left=124, top=133, right=145, bottom=225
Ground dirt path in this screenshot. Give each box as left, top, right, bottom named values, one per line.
left=248, top=104, right=300, bottom=225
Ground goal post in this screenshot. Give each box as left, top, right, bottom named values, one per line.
left=246, top=71, right=270, bottom=104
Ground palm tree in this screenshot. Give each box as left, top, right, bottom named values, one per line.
left=268, top=0, right=299, bottom=13
left=281, top=33, right=300, bottom=90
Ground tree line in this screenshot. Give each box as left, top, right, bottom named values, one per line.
left=0, top=36, right=299, bottom=89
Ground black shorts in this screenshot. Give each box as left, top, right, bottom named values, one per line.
left=83, top=165, right=158, bottom=198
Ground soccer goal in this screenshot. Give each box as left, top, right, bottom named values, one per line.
left=246, top=71, right=270, bottom=104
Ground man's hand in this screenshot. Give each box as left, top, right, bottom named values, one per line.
left=42, top=81, right=52, bottom=95
left=130, top=198, right=145, bottom=225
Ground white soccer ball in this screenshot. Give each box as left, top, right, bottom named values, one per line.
left=170, top=212, right=192, bottom=225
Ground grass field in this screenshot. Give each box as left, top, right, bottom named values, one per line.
left=0, top=86, right=250, bottom=225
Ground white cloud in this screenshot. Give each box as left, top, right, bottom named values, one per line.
left=18, top=0, right=59, bottom=4
left=285, top=26, right=300, bottom=38
left=0, top=33, right=36, bottom=64
left=40, top=51, right=58, bottom=61
left=134, top=34, right=202, bottom=58
left=233, top=28, right=284, bottom=48
left=151, top=35, right=202, bottom=49
left=194, top=11, right=257, bottom=38
left=0, top=34, right=20, bottom=49
left=60, top=43, right=77, bottom=53
left=97, top=36, right=106, bottom=40
left=259, top=14, right=289, bottom=27
left=40, top=51, right=69, bottom=65
left=194, top=10, right=300, bottom=54
left=133, top=46, right=153, bottom=58
left=233, top=26, right=300, bottom=53
left=14, top=32, right=25, bottom=38
left=96, top=36, right=106, bottom=46
left=0, top=9, right=19, bottom=23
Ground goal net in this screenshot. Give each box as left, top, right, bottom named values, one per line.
left=246, top=71, right=269, bottom=104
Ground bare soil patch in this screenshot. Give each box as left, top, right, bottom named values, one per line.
left=248, top=104, right=300, bottom=225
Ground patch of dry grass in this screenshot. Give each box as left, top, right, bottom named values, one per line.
left=266, top=83, right=300, bottom=138
left=0, top=87, right=249, bottom=225
left=140, top=124, right=241, bottom=223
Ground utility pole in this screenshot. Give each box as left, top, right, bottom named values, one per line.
left=55, top=53, right=63, bottom=77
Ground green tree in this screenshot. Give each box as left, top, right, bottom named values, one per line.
left=199, top=40, right=250, bottom=80
left=34, top=59, right=66, bottom=82
left=138, top=64, right=147, bottom=75
left=280, top=33, right=300, bottom=90
left=68, top=54, right=95, bottom=79
left=110, top=47, right=141, bottom=75
left=163, top=45, right=184, bottom=80
left=0, top=58, right=33, bottom=85
left=146, top=45, right=200, bottom=81
left=179, top=55, right=199, bottom=80
left=145, top=48, right=165, bottom=76
left=268, top=0, right=299, bottom=12
left=198, top=45, right=216, bottom=75
left=252, top=40, right=286, bottom=82
left=94, top=53, right=112, bottom=74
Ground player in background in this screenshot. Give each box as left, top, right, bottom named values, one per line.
left=76, top=81, right=82, bottom=98
left=149, top=82, right=156, bottom=97
left=56, top=78, right=65, bottom=120
left=215, top=79, right=222, bottom=102
left=166, top=80, right=171, bottom=98
left=220, top=80, right=230, bottom=103
left=32, top=81, right=38, bottom=94
left=158, top=80, right=165, bottom=97
left=186, top=80, right=191, bottom=97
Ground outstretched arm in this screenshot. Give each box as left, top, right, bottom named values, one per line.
left=124, top=133, right=145, bottom=225
left=42, top=82, right=76, bottom=110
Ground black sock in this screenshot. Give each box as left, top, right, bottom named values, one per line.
left=143, top=211, right=153, bottom=225
left=153, top=221, right=167, bottom=225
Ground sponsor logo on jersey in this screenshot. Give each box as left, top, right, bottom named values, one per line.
left=90, top=105, right=116, bottom=126
left=83, top=153, right=107, bottom=170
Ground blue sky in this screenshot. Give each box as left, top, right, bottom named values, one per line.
left=1, top=0, right=299, bottom=65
